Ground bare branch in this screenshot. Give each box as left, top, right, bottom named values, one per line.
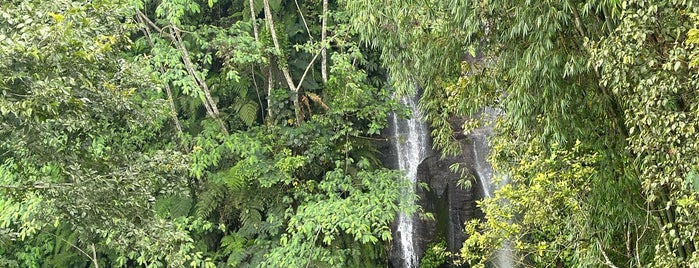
left=597, top=238, right=620, bottom=268
left=321, top=0, right=328, bottom=83
left=294, top=0, right=313, bottom=40
left=135, top=13, right=183, bottom=135
left=267, top=66, right=274, bottom=119
left=295, top=50, right=321, bottom=91
left=91, top=243, right=99, bottom=268
left=263, top=0, right=302, bottom=124
left=50, top=234, right=96, bottom=266
left=136, top=10, right=228, bottom=134
left=305, top=227, right=323, bottom=268
left=249, top=0, right=260, bottom=42
left=172, top=28, right=220, bottom=117
left=252, top=65, right=265, bottom=122
left=0, top=183, right=73, bottom=190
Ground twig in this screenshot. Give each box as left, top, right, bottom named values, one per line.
left=51, top=234, right=96, bottom=266
left=349, top=134, right=387, bottom=141
left=305, top=227, right=323, bottom=268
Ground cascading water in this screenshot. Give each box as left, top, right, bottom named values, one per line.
left=472, top=133, right=494, bottom=199
left=391, top=95, right=429, bottom=268
left=472, top=132, right=514, bottom=268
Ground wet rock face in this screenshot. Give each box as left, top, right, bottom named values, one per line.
left=414, top=138, right=485, bottom=265
left=379, top=127, right=487, bottom=268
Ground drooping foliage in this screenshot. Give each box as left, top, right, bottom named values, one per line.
left=0, top=0, right=413, bottom=267
left=0, top=0, right=202, bottom=266
left=591, top=1, right=699, bottom=265
left=346, top=0, right=699, bottom=267
left=4, top=0, right=699, bottom=267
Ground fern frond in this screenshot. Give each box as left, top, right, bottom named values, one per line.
left=220, top=232, right=254, bottom=267
left=195, top=182, right=226, bottom=219
left=238, top=101, right=258, bottom=126
left=214, top=166, right=247, bottom=192
left=231, top=97, right=259, bottom=126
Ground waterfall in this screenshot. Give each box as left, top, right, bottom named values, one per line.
left=472, top=133, right=493, bottom=199
left=471, top=132, right=514, bottom=268
left=391, top=94, right=429, bottom=268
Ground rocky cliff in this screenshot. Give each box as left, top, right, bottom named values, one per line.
left=380, top=117, right=491, bottom=267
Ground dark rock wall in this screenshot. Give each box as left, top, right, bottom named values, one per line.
left=379, top=122, right=488, bottom=267
left=415, top=138, right=486, bottom=265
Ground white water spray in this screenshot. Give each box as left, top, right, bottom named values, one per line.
left=472, top=132, right=514, bottom=268
left=391, top=95, right=429, bottom=268
left=472, top=133, right=493, bottom=198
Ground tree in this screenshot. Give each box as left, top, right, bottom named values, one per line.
left=353, top=0, right=699, bottom=265
left=0, top=0, right=207, bottom=266
left=0, top=0, right=421, bottom=267
left=591, top=1, right=699, bottom=265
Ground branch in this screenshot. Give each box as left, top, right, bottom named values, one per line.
left=136, top=10, right=227, bottom=133
left=50, top=234, right=97, bottom=266
left=267, top=66, right=274, bottom=119
left=252, top=65, right=265, bottom=122
left=172, top=28, right=220, bottom=117
left=294, top=0, right=313, bottom=40
left=263, top=0, right=302, bottom=124
left=306, top=92, right=329, bottom=111
left=91, top=243, right=99, bottom=268
left=321, top=0, right=328, bottom=83
left=295, top=50, right=321, bottom=91
left=135, top=13, right=183, bottom=135
left=566, top=0, right=587, bottom=38
left=596, top=238, right=619, bottom=268
left=1, top=183, right=73, bottom=190
left=263, top=0, right=297, bottom=94
left=249, top=0, right=260, bottom=42
left=305, top=227, right=323, bottom=268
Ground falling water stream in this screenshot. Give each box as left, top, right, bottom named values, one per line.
left=472, top=134, right=493, bottom=199
left=390, top=99, right=513, bottom=267
left=391, top=95, right=429, bottom=268
left=472, top=132, right=514, bottom=268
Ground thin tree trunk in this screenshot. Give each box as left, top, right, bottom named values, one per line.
left=597, top=239, right=620, bottom=268
left=172, top=28, right=228, bottom=133
left=135, top=14, right=183, bottom=135
left=91, top=243, right=99, bottom=268
left=267, top=66, right=274, bottom=119
left=136, top=11, right=227, bottom=133
left=249, top=0, right=259, bottom=42
left=263, top=0, right=302, bottom=124
left=250, top=0, right=271, bottom=121
left=295, top=0, right=313, bottom=40
left=172, top=28, right=219, bottom=117
left=321, top=0, right=328, bottom=83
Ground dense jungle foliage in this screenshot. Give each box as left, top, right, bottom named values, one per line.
left=2, top=0, right=699, bottom=267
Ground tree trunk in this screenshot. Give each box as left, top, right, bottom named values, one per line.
left=263, top=0, right=302, bottom=125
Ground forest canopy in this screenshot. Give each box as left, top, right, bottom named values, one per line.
left=1, top=0, right=699, bottom=267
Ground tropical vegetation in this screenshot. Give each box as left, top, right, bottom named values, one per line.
left=1, top=0, right=699, bottom=267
